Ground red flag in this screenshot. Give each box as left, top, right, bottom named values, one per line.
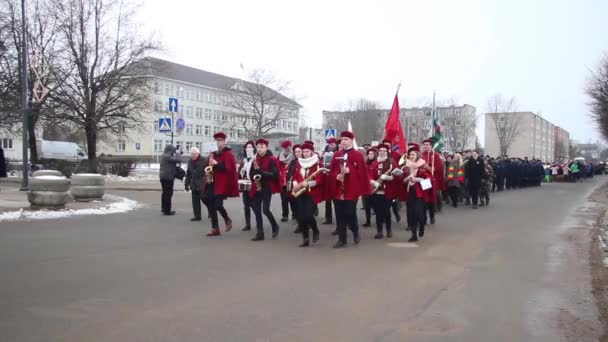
left=384, top=94, right=406, bottom=153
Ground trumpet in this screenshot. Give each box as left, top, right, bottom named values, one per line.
left=292, top=168, right=329, bottom=198
left=253, top=174, right=262, bottom=190
left=205, top=166, right=214, bottom=184
left=372, top=167, right=394, bottom=194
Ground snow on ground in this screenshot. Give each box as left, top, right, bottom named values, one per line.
left=0, top=194, right=140, bottom=222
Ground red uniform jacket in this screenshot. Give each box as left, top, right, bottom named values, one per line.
left=390, top=151, right=402, bottom=164
left=328, top=148, right=370, bottom=201
left=249, top=152, right=282, bottom=196
left=402, top=165, right=433, bottom=202
left=208, top=148, right=239, bottom=197
left=421, top=151, right=447, bottom=199
left=292, top=162, right=324, bottom=204
left=368, top=158, right=401, bottom=200
left=277, top=153, right=292, bottom=188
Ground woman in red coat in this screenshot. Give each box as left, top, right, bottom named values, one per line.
left=291, top=143, right=325, bottom=247
left=368, top=144, right=399, bottom=239
left=204, top=132, right=239, bottom=237
left=401, top=144, right=432, bottom=242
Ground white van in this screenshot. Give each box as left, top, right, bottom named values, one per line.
left=37, top=140, right=87, bottom=161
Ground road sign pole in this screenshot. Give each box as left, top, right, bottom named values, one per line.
left=171, top=111, right=174, bottom=146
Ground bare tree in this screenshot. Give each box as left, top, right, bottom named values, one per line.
left=554, top=139, right=568, bottom=162
left=48, top=0, right=160, bottom=171
left=323, top=98, right=384, bottom=144
left=586, top=52, right=608, bottom=141
left=438, top=98, right=476, bottom=152
left=227, top=69, right=299, bottom=140
left=486, top=94, right=521, bottom=157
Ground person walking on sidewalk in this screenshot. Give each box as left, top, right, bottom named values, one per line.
left=159, top=145, right=182, bottom=216
left=185, top=147, right=208, bottom=221
left=465, top=150, right=484, bottom=209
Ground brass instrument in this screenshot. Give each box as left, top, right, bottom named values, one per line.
left=292, top=168, right=329, bottom=198
left=205, top=154, right=215, bottom=184
left=372, top=166, right=394, bottom=194
left=336, top=154, right=348, bottom=200
left=253, top=174, right=262, bottom=190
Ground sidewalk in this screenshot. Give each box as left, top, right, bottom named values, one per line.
left=1, top=177, right=184, bottom=192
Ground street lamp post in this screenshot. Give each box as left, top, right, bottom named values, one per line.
left=20, top=0, right=30, bottom=191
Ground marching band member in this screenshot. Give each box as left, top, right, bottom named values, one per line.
left=400, top=144, right=432, bottom=242
left=204, top=132, right=240, bottom=237
left=328, top=131, right=370, bottom=248
left=321, top=138, right=338, bottom=225
left=291, top=143, right=324, bottom=247
left=250, top=138, right=282, bottom=241
left=368, top=144, right=399, bottom=239
left=238, top=141, right=256, bottom=231
left=421, top=138, right=445, bottom=225
left=278, top=140, right=295, bottom=222
left=286, top=144, right=303, bottom=233
left=361, top=147, right=377, bottom=228
left=381, top=139, right=403, bottom=223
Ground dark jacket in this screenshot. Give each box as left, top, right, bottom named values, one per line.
left=0, top=147, right=6, bottom=178
left=465, top=157, right=484, bottom=187
left=159, top=145, right=182, bottom=181
left=185, top=155, right=208, bottom=192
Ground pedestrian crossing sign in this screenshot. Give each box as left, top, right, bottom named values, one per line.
left=324, top=128, right=337, bottom=140
left=159, top=118, right=172, bottom=133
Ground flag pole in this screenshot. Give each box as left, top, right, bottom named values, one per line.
left=431, top=91, right=436, bottom=175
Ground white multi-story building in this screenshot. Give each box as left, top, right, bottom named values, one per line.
left=98, top=58, right=300, bottom=158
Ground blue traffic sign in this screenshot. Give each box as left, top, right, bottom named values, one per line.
left=324, top=128, right=337, bottom=140
left=135, top=143, right=141, bottom=150
left=159, top=118, right=172, bottom=132
left=175, top=117, right=186, bottom=131
left=168, top=97, right=179, bottom=113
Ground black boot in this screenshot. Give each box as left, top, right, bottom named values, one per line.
left=374, top=226, right=383, bottom=239
left=331, top=230, right=338, bottom=236
left=242, top=226, right=251, bottom=231
left=272, top=227, right=279, bottom=239
left=251, top=234, right=264, bottom=241
left=353, top=231, right=361, bottom=244
left=333, top=241, right=347, bottom=248
left=408, top=228, right=418, bottom=242
left=362, top=222, right=371, bottom=228
left=312, top=231, right=320, bottom=243
left=281, top=217, right=289, bottom=222
left=299, top=239, right=310, bottom=247
left=419, top=225, right=425, bottom=237
left=386, top=226, right=392, bottom=238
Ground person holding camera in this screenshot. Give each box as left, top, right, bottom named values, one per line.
left=159, top=144, right=183, bottom=216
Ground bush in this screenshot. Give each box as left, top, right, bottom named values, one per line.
left=99, top=158, right=136, bottom=177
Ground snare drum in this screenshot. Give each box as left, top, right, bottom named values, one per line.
left=238, top=179, right=252, bottom=192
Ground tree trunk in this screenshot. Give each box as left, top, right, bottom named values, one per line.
left=85, top=119, right=97, bottom=173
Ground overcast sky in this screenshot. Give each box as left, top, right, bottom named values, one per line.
left=139, top=0, right=608, bottom=144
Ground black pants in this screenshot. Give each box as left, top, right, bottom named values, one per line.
left=242, top=191, right=254, bottom=228
left=205, top=184, right=229, bottom=229
left=448, top=186, right=459, bottom=207
left=469, top=184, right=481, bottom=206
left=406, top=190, right=425, bottom=234
left=335, top=200, right=358, bottom=243
left=425, top=202, right=435, bottom=223
left=391, top=200, right=401, bottom=220
left=160, top=180, right=174, bottom=213
left=370, top=194, right=391, bottom=235
left=280, top=186, right=296, bottom=219
left=296, top=194, right=319, bottom=240
left=324, top=199, right=333, bottom=223
left=253, top=190, right=279, bottom=237
left=362, top=195, right=372, bottom=224
left=191, top=190, right=208, bottom=219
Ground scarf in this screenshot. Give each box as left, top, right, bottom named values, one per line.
left=447, top=164, right=464, bottom=182
left=405, top=158, right=427, bottom=191
left=279, top=152, right=293, bottom=165
left=241, top=158, right=253, bottom=179
left=298, top=154, right=319, bottom=178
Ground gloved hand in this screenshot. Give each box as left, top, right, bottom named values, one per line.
left=185, top=184, right=190, bottom=192
left=380, top=174, right=392, bottom=181
left=391, top=168, right=404, bottom=176
left=371, top=180, right=380, bottom=188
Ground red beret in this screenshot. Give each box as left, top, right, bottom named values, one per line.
left=304, top=140, right=314, bottom=146
left=301, top=143, right=314, bottom=151
left=244, top=140, right=255, bottom=148
left=255, top=138, right=269, bottom=146
left=292, top=144, right=302, bottom=152
left=213, top=132, right=227, bottom=140
left=408, top=143, right=420, bottom=153
left=422, top=138, right=433, bottom=145
left=280, top=140, right=292, bottom=148
left=326, top=138, right=337, bottom=144
left=377, top=144, right=390, bottom=151
left=368, top=147, right=378, bottom=154
left=340, top=131, right=354, bottom=139
left=382, top=139, right=392, bottom=145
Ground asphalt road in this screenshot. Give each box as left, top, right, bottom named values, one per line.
left=1, top=177, right=606, bottom=342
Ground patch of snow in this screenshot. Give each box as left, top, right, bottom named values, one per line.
left=34, top=175, right=66, bottom=180
left=75, top=173, right=103, bottom=177
left=0, top=194, right=139, bottom=222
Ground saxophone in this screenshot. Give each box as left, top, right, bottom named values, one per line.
left=372, top=164, right=394, bottom=194
left=205, top=154, right=214, bottom=184
left=339, top=154, right=348, bottom=200
left=292, top=168, right=329, bottom=198
left=252, top=157, right=262, bottom=190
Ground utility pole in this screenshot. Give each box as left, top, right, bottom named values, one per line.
left=309, top=127, right=312, bottom=141
left=20, top=0, right=29, bottom=191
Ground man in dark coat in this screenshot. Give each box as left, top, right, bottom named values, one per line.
left=0, top=146, right=7, bottom=178
left=185, top=147, right=208, bottom=221
left=159, top=144, right=182, bottom=215
left=465, top=150, right=484, bottom=209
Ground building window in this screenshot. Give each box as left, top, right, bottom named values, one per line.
left=176, top=141, right=184, bottom=151
left=213, top=110, right=220, bottom=121
left=164, top=83, right=170, bottom=96
left=185, top=106, right=193, bottom=118
left=222, top=113, right=227, bottom=122
left=455, top=120, right=462, bottom=126
left=186, top=141, right=193, bottom=151
left=176, top=86, right=183, bottom=98
left=229, top=130, right=236, bottom=139
left=195, top=124, right=202, bottom=135
left=205, top=108, right=212, bottom=120
left=154, top=81, right=160, bottom=94
left=185, top=88, right=192, bottom=100
left=153, top=120, right=159, bottom=132
left=196, top=107, right=203, bottom=119
left=1, top=138, right=14, bottom=149
left=237, top=130, right=243, bottom=139
left=196, top=91, right=201, bottom=102
left=213, top=126, right=219, bottom=134
left=154, top=140, right=163, bottom=152
left=205, top=126, right=211, bottom=136
left=455, top=109, right=461, bottom=115
left=195, top=141, right=202, bottom=150
left=186, top=124, right=193, bottom=135
left=205, top=93, right=211, bottom=103
left=117, top=140, right=126, bottom=152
